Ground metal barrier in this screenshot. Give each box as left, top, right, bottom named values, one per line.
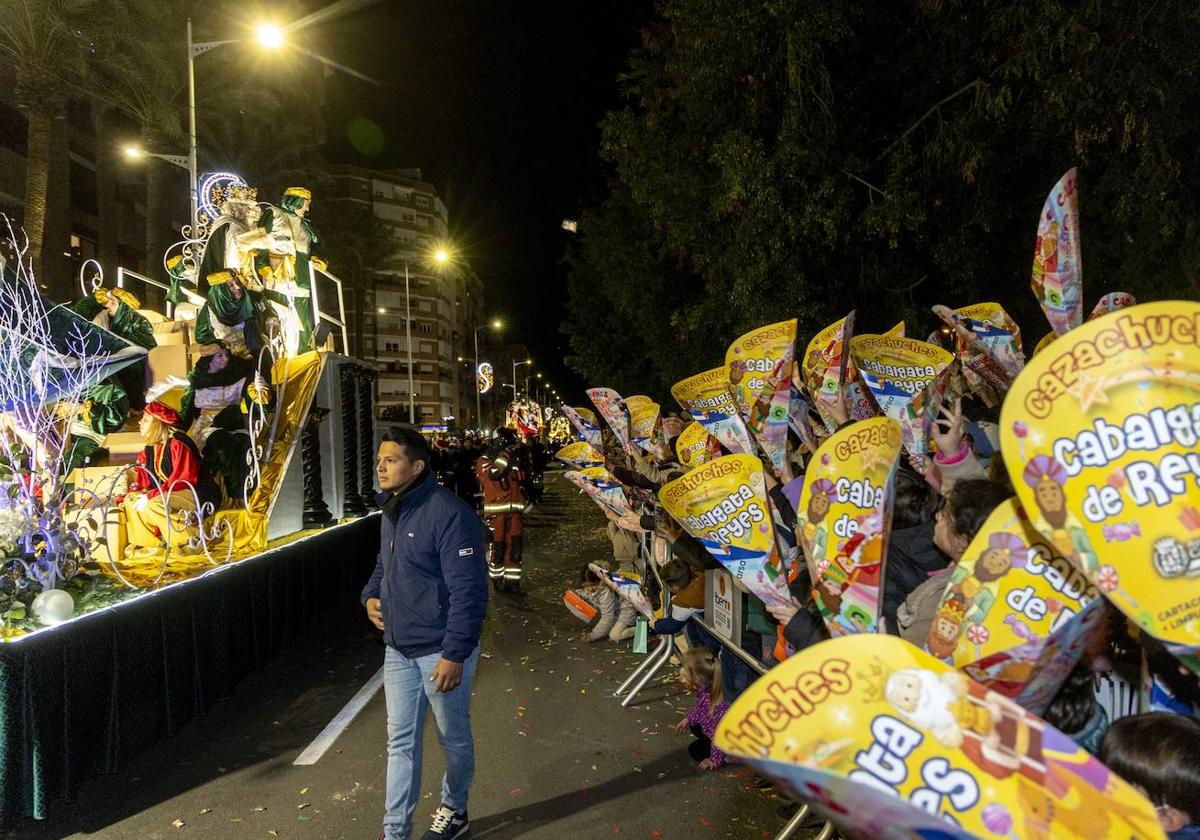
left=688, top=613, right=837, bottom=840
left=116, top=266, right=203, bottom=319
left=613, top=532, right=675, bottom=708
left=607, top=529, right=838, bottom=839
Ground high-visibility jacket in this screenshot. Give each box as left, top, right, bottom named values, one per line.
left=475, top=451, right=526, bottom=515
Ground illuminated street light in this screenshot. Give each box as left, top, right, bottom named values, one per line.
left=256, top=22, right=285, bottom=49
left=122, top=145, right=189, bottom=172
left=187, top=19, right=287, bottom=222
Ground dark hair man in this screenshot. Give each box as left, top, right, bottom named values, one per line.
left=362, top=426, right=488, bottom=840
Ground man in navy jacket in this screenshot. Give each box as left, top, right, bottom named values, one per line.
left=362, top=427, right=487, bottom=840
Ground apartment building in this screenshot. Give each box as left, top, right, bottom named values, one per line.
left=326, top=164, right=485, bottom=430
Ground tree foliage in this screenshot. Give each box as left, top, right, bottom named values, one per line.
left=564, top=0, right=1200, bottom=396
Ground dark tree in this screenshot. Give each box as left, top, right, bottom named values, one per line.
left=565, top=0, right=1200, bottom=396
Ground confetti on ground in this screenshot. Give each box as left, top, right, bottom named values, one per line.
left=299, top=787, right=309, bottom=795
left=198, top=808, right=211, bottom=815
left=172, top=818, right=185, bottom=828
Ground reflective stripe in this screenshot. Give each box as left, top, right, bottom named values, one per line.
left=487, top=566, right=504, bottom=578
left=483, top=502, right=525, bottom=513
left=502, top=568, right=522, bottom=578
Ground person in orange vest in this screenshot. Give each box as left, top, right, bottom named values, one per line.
left=475, top=428, right=527, bottom=593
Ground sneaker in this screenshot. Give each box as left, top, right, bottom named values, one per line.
left=419, top=805, right=469, bottom=840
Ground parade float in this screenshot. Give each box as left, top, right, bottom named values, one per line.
left=0, top=175, right=384, bottom=824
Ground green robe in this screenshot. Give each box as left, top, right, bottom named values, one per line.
left=254, top=204, right=324, bottom=349
left=201, top=404, right=256, bottom=505
left=179, top=352, right=257, bottom=432
left=68, top=297, right=156, bottom=414
left=193, top=282, right=258, bottom=348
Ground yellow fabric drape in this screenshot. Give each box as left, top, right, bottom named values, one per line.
left=248, top=351, right=324, bottom=516
left=100, top=351, right=326, bottom=588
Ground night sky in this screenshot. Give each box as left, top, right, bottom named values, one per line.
left=319, top=1, right=652, bottom=401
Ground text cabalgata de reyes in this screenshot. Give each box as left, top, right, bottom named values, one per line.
left=1031, top=311, right=1200, bottom=520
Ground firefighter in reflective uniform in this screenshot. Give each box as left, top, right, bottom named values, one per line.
left=475, top=429, right=527, bottom=592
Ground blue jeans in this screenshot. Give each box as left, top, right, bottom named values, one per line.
left=383, top=645, right=480, bottom=840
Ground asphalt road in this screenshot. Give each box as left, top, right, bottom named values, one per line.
left=4, top=473, right=789, bottom=840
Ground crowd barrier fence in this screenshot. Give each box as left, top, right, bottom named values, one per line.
left=610, top=532, right=837, bottom=840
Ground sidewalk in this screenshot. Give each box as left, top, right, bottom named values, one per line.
left=3, top=473, right=787, bottom=839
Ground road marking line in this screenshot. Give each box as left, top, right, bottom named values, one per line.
left=293, top=666, right=384, bottom=765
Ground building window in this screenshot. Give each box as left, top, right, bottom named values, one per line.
left=415, top=195, right=430, bottom=209
left=417, top=323, right=433, bottom=335
left=384, top=341, right=399, bottom=352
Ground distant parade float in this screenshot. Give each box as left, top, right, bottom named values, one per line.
left=505, top=397, right=543, bottom=438
left=0, top=173, right=364, bottom=638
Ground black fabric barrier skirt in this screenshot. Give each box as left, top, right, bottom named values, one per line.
left=0, top=514, right=380, bottom=826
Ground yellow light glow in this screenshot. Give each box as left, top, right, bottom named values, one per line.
left=433, top=248, right=450, bottom=264
left=491, top=319, right=503, bottom=329
left=377, top=307, right=386, bottom=314
left=256, top=23, right=284, bottom=49
left=123, top=146, right=144, bottom=159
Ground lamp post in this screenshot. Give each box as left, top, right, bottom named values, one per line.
left=187, top=19, right=284, bottom=221
left=513, top=358, right=531, bottom=399
left=122, top=146, right=190, bottom=172
left=474, top=319, right=502, bottom=431
left=403, top=260, right=415, bottom=424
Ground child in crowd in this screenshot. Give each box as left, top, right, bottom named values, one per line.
left=1099, top=713, right=1200, bottom=839
left=894, top=478, right=1010, bottom=646
left=567, top=564, right=633, bottom=643
left=652, top=558, right=705, bottom=645
left=673, top=647, right=728, bottom=770
left=1042, top=660, right=1108, bottom=754
left=879, top=462, right=944, bottom=634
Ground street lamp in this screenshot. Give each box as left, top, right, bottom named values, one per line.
left=256, top=22, right=285, bottom=49
left=122, top=145, right=190, bottom=172
left=187, top=18, right=284, bottom=221
left=474, top=318, right=502, bottom=431
left=514, top=358, right=532, bottom=399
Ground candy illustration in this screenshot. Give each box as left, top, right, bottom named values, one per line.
left=967, top=623, right=990, bottom=659
left=981, top=803, right=1013, bottom=835
left=1102, top=521, right=1141, bottom=542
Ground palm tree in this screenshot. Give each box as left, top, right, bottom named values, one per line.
left=83, top=0, right=186, bottom=290
left=0, top=0, right=95, bottom=291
